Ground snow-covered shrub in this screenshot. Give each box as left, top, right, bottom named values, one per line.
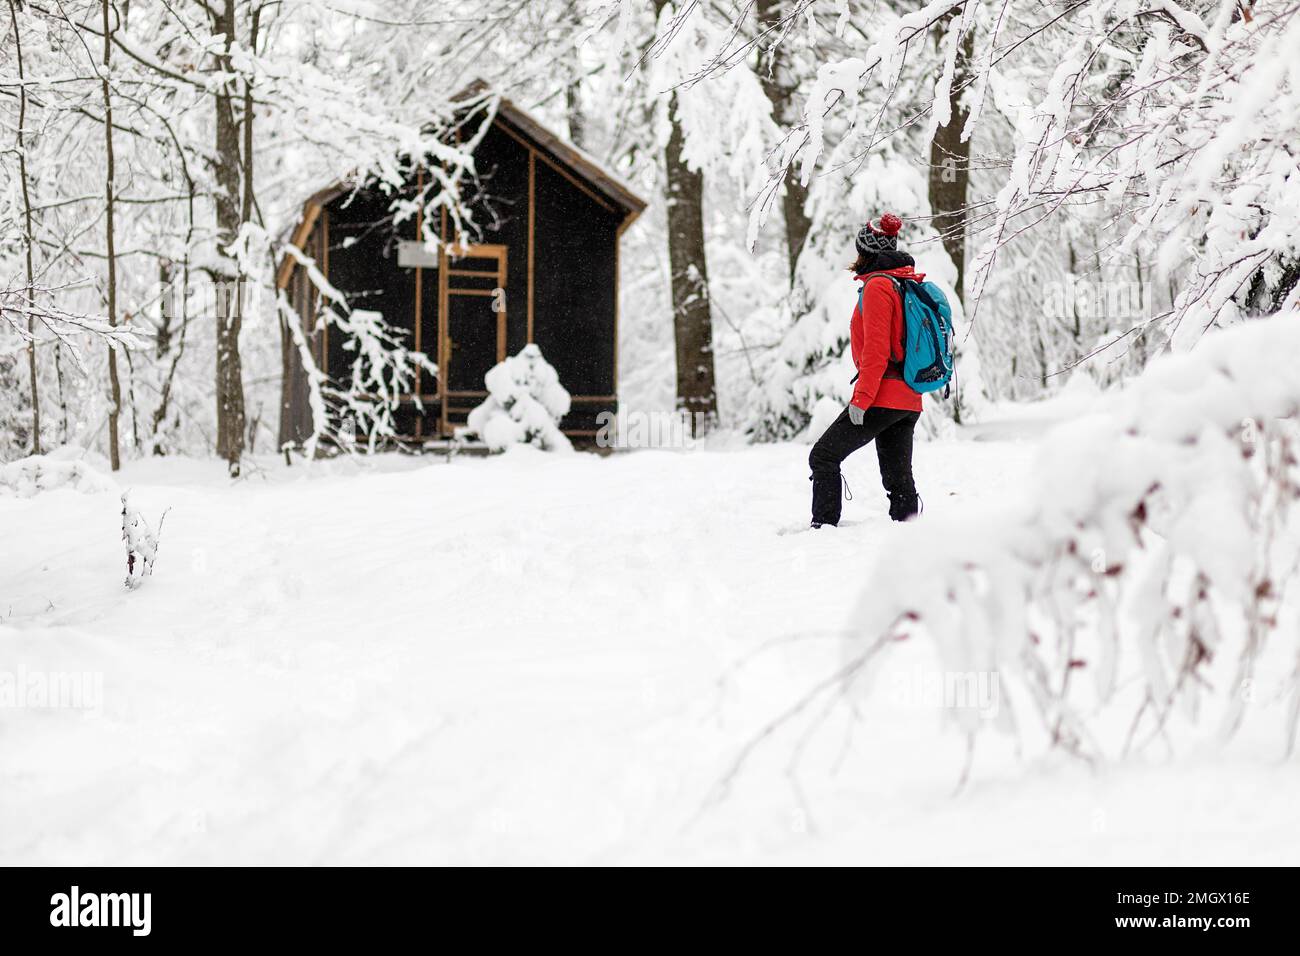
left=0, top=453, right=116, bottom=498
left=840, top=313, right=1300, bottom=759
left=121, top=492, right=169, bottom=590
left=465, top=345, right=572, bottom=453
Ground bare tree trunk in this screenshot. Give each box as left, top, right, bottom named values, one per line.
left=212, top=0, right=246, bottom=475
left=123, top=333, right=140, bottom=450
left=565, top=80, right=586, bottom=150
left=151, top=129, right=197, bottom=453
left=156, top=260, right=174, bottom=359
left=242, top=5, right=260, bottom=229
left=9, top=0, right=40, bottom=454
left=662, top=90, right=718, bottom=429
left=102, top=0, right=122, bottom=471
left=54, top=344, right=69, bottom=442
left=239, top=4, right=262, bottom=455
left=755, top=0, right=811, bottom=287
left=649, top=0, right=717, bottom=428
left=562, top=4, right=588, bottom=150
left=152, top=259, right=190, bottom=451
left=927, top=11, right=975, bottom=307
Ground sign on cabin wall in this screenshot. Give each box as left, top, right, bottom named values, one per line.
left=397, top=240, right=440, bottom=269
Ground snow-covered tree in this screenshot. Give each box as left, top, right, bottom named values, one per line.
left=666, top=0, right=1300, bottom=413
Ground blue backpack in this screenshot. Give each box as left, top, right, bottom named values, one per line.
left=859, top=273, right=955, bottom=397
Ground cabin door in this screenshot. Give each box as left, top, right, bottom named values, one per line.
left=439, top=243, right=507, bottom=434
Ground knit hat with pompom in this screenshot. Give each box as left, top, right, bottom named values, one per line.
left=856, top=212, right=903, bottom=256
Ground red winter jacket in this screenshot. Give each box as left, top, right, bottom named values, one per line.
left=850, top=267, right=924, bottom=413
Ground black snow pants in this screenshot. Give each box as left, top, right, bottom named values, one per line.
left=809, top=406, right=921, bottom=526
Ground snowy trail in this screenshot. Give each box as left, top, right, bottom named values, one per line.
left=2, top=436, right=1297, bottom=865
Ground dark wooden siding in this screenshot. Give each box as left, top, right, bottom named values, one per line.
left=531, top=157, right=619, bottom=399
left=325, top=186, right=418, bottom=378
left=466, top=124, right=530, bottom=356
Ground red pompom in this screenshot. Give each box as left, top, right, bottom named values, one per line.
left=877, top=213, right=903, bottom=236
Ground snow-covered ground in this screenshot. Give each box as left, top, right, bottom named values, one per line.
left=3, top=418, right=1298, bottom=865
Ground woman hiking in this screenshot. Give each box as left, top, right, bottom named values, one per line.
left=809, top=212, right=923, bottom=528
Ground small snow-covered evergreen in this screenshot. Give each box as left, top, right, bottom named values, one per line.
left=465, top=345, right=573, bottom=453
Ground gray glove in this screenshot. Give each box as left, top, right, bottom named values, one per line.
left=848, top=404, right=865, bottom=426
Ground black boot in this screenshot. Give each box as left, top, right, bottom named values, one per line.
left=809, top=472, right=844, bottom=527
left=887, top=491, right=920, bottom=522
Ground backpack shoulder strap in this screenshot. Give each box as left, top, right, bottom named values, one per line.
left=859, top=272, right=910, bottom=376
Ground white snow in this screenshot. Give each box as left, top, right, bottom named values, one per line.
left=1, top=451, right=116, bottom=499
left=3, top=417, right=1297, bottom=865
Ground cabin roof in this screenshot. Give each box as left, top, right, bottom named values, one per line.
left=482, top=92, right=647, bottom=220
left=275, top=85, right=645, bottom=290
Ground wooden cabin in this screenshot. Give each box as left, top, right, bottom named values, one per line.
left=275, top=91, right=645, bottom=447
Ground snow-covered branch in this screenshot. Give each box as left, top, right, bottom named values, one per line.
left=845, top=312, right=1300, bottom=758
